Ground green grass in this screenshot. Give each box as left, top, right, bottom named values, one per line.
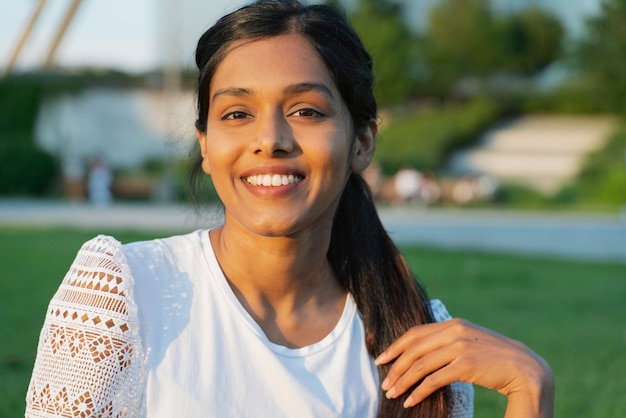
left=405, top=246, right=626, bottom=417
left=1, top=227, right=624, bottom=417
left=568, top=126, right=626, bottom=211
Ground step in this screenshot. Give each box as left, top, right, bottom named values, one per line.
left=446, top=115, right=617, bottom=195
left=452, top=149, right=585, bottom=178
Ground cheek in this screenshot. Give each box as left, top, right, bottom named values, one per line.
left=305, top=137, right=347, bottom=173
left=202, top=131, right=239, bottom=168
left=328, top=128, right=356, bottom=169
left=314, top=136, right=354, bottom=181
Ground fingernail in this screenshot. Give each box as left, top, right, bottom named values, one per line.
left=385, top=387, right=396, bottom=399
left=374, top=353, right=386, bottom=365
left=381, top=377, right=390, bottom=390
left=403, top=396, right=414, bottom=408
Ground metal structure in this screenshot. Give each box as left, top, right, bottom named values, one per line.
left=43, top=0, right=84, bottom=68
left=4, top=0, right=84, bottom=73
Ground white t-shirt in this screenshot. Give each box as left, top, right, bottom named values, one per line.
left=128, top=229, right=380, bottom=417
left=26, top=230, right=473, bottom=417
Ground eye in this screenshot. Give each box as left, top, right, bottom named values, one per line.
left=222, top=111, right=251, bottom=120
left=290, top=108, right=325, bottom=118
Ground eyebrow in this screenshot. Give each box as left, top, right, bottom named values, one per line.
left=212, top=87, right=251, bottom=102
left=284, top=82, right=334, bottom=100
left=211, top=82, right=334, bottom=102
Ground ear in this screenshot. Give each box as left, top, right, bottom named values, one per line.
left=350, top=120, right=377, bottom=174
left=196, top=129, right=211, bottom=175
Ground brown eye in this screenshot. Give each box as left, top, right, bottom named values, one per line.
left=222, top=111, right=250, bottom=120
left=292, top=108, right=324, bottom=118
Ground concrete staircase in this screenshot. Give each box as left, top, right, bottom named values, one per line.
left=446, top=115, right=616, bottom=194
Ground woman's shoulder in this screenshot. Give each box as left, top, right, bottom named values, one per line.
left=63, top=230, right=208, bottom=296
left=122, top=229, right=207, bottom=260
left=73, top=234, right=124, bottom=262
left=61, top=234, right=133, bottom=295
left=119, top=229, right=208, bottom=278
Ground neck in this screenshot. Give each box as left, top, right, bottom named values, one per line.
left=209, top=220, right=346, bottom=347
left=211, top=222, right=339, bottom=302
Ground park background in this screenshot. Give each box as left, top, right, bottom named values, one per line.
left=1, top=0, right=625, bottom=416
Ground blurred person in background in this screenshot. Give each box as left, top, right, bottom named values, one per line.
left=419, top=170, right=442, bottom=206
left=394, top=164, right=423, bottom=203
left=25, top=1, right=553, bottom=417
left=87, top=156, right=113, bottom=206
left=393, top=166, right=443, bottom=207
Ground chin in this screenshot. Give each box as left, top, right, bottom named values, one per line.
left=249, top=223, right=302, bottom=239
left=227, top=204, right=336, bottom=239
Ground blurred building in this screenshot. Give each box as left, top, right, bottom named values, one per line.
left=35, top=88, right=195, bottom=170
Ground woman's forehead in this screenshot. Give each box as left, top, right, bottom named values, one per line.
left=209, top=34, right=337, bottom=96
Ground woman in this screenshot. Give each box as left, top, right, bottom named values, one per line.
left=26, top=1, right=553, bottom=417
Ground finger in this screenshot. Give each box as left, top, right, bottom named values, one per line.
left=400, top=336, right=526, bottom=407
left=385, top=327, right=490, bottom=397
left=383, top=354, right=449, bottom=399
left=383, top=334, right=470, bottom=398
left=402, top=362, right=464, bottom=408
left=377, top=318, right=486, bottom=365
left=381, top=326, right=451, bottom=391
left=375, top=320, right=453, bottom=365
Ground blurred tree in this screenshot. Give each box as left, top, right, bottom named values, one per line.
left=348, top=0, right=422, bottom=105
left=500, top=7, right=564, bottom=75
left=0, top=77, right=59, bottom=196
left=424, top=0, right=563, bottom=95
left=426, top=0, right=500, bottom=91
left=576, top=0, right=626, bottom=115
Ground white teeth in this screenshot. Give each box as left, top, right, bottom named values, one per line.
left=244, top=174, right=302, bottom=186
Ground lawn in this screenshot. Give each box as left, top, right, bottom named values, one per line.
left=1, top=227, right=624, bottom=417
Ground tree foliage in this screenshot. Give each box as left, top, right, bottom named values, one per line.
left=576, top=0, right=626, bottom=115
left=348, top=0, right=422, bottom=105
left=424, top=0, right=564, bottom=94
left=427, top=0, right=500, bottom=82
left=500, top=7, right=564, bottom=75
left=0, top=77, right=59, bottom=195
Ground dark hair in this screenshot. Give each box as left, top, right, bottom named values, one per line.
left=190, top=1, right=449, bottom=416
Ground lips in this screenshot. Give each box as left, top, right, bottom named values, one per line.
left=244, top=174, right=303, bottom=186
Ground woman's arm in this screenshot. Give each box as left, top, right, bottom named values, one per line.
left=26, top=235, right=145, bottom=417
left=375, top=318, right=554, bottom=418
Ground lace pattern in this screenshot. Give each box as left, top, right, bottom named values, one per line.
left=26, top=236, right=144, bottom=417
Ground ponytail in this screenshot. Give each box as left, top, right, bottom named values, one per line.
left=328, top=174, right=449, bottom=417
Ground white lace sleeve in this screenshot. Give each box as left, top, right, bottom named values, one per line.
left=429, top=299, right=475, bottom=418
left=26, top=235, right=145, bottom=417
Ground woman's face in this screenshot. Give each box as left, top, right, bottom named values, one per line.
left=197, top=34, right=373, bottom=238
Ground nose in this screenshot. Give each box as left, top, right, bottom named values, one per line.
left=250, top=109, right=294, bottom=156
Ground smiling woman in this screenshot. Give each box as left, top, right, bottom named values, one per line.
left=196, top=34, right=362, bottom=238
left=25, top=1, right=553, bottom=418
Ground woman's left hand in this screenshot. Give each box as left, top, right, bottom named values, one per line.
left=375, top=318, right=554, bottom=418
